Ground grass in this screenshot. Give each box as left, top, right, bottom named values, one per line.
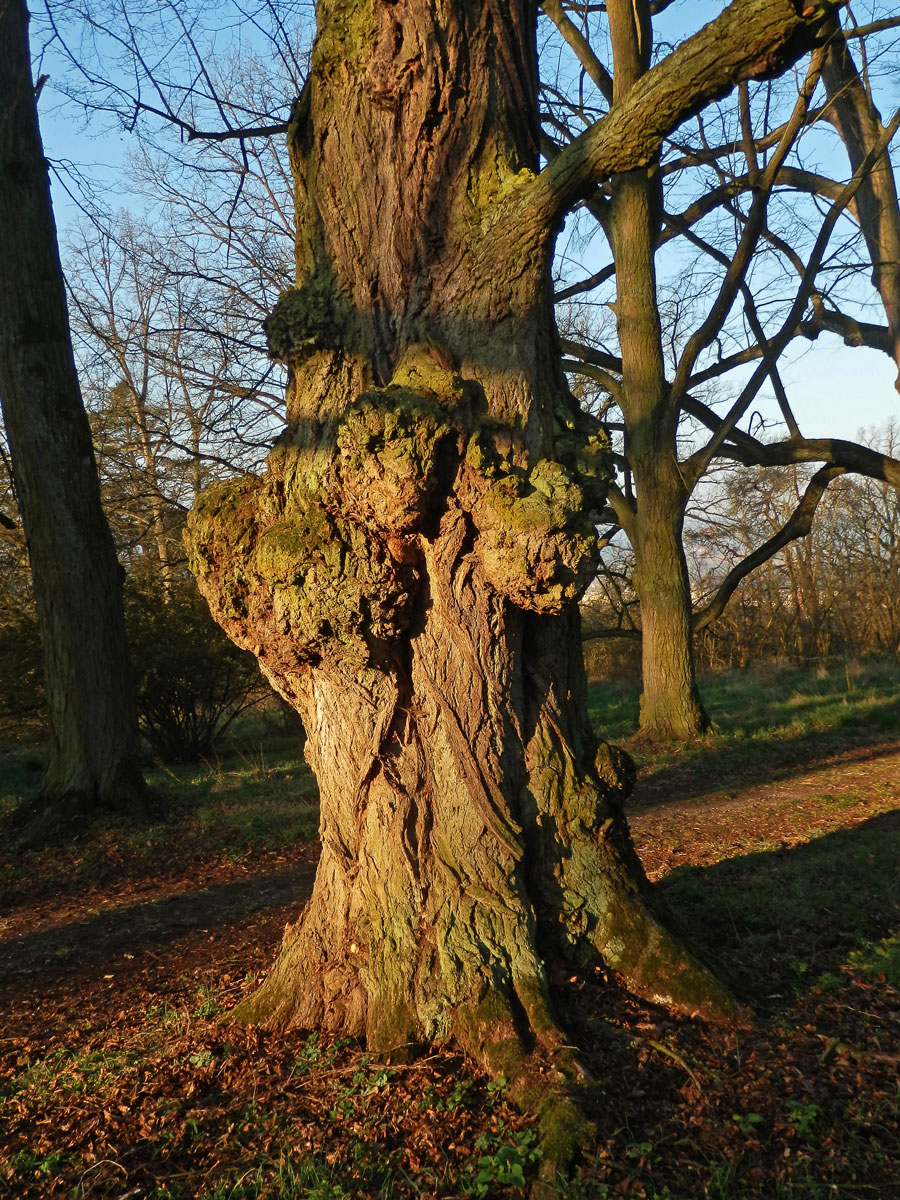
left=659, top=811, right=900, bottom=1006
left=587, top=657, right=900, bottom=796
left=0, top=721, right=317, bottom=898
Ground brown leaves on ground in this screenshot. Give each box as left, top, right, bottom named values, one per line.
left=1, top=738, right=899, bottom=1199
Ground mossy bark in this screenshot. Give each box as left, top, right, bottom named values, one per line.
left=187, top=0, right=737, bottom=1107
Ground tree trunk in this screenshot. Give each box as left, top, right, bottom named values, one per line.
left=632, top=476, right=710, bottom=740
left=187, top=0, right=737, bottom=1119
left=0, top=0, right=145, bottom=826
left=605, top=0, right=709, bottom=741
left=822, top=20, right=900, bottom=388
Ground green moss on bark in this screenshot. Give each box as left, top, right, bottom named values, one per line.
left=264, top=272, right=353, bottom=362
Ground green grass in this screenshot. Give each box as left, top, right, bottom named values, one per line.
left=143, top=732, right=319, bottom=854
left=587, top=658, right=900, bottom=795
left=589, top=657, right=900, bottom=743
left=0, top=723, right=318, bottom=892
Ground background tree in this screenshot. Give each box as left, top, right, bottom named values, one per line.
left=549, top=2, right=900, bottom=738
left=687, top=424, right=900, bottom=670
left=0, top=0, right=145, bottom=826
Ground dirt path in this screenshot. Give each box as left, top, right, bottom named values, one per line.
left=630, top=742, right=900, bottom=880
left=2, top=742, right=899, bottom=1199
left=3, top=743, right=898, bottom=993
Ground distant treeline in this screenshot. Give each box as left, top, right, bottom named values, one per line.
left=584, top=440, right=900, bottom=680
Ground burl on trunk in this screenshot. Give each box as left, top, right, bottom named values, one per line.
left=186, top=0, right=738, bottom=1089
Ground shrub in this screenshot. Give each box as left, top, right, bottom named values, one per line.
left=125, top=575, right=265, bottom=761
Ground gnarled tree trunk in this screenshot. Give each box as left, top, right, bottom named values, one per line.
left=187, top=1, right=732, bottom=1091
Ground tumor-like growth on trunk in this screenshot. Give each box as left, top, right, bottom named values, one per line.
left=188, top=346, right=610, bottom=682
left=187, top=316, right=736, bottom=1068
left=181, top=0, right=799, bottom=1177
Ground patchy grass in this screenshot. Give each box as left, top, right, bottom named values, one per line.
left=0, top=731, right=317, bottom=910
left=588, top=657, right=900, bottom=800
left=1, top=664, right=899, bottom=1198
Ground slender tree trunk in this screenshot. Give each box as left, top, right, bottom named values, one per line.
left=606, top=0, right=709, bottom=741
left=0, top=0, right=145, bottom=825
left=131, top=392, right=176, bottom=598
left=631, top=473, right=709, bottom=740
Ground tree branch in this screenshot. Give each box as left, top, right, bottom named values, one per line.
left=540, top=0, right=614, bottom=103
left=693, top=465, right=845, bottom=631
left=521, top=0, right=843, bottom=225
left=683, top=101, right=900, bottom=487
left=798, top=296, right=893, bottom=353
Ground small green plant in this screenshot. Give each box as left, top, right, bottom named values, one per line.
left=419, top=1079, right=473, bottom=1113
left=463, top=1127, right=541, bottom=1197
left=847, top=934, right=900, bottom=986
left=12, top=1148, right=67, bottom=1177
left=732, top=1111, right=763, bottom=1136
left=193, top=985, right=221, bottom=1019
left=327, top=1056, right=394, bottom=1121
left=785, top=1099, right=820, bottom=1136
left=625, top=1140, right=656, bottom=1165
left=188, top=1049, right=215, bottom=1069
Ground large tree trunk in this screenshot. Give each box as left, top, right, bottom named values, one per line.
left=0, top=0, right=145, bottom=826
left=187, top=0, right=738, bottom=1118
left=606, top=0, right=709, bottom=741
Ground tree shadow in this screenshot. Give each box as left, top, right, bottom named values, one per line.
left=657, top=809, right=900, bottom=1012
left=0, top=862, right=316, bottom=997
left=631, top=720, right=900, bottom=810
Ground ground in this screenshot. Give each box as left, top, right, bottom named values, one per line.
left=1, top=662, right=899, bottom=1199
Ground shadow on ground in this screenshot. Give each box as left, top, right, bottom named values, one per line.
left=631, top=725, right=900, bottom=809
left=0, top=862, right=316, bottom=992
left=660, top=808, right=900, bottom=1011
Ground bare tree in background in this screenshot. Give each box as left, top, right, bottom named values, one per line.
left=548, top=2, right=900, bottom=738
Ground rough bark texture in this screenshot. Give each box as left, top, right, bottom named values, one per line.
left=606, top=0, right=710, bottom=741
left=186, top=1, right=741, bottom=1096
left=0, top=0, right=145, bottom=824
left=187, top=2, right=733, bottom=1072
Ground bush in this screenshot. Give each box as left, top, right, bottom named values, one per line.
left=125, top=575, right=265, bottom=761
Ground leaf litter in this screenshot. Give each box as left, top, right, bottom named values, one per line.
left=1, top=739, right=898, bottom=1199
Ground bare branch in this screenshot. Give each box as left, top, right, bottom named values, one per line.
left=683, top=101, right=900, bottom=486
left=522, top=0, right=843, bottom=225
left=540, top=0, right=614, bottom=103
left=693, top=465, right=845, bottom=631
left=798, top=297, right=893, bottom=352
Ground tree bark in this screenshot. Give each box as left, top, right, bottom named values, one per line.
left=606, top=0, right=709, bottom=741
left=186, top=0, right=832, bottom=1143
left=187, top=0, right=734, bottom=1081
left=0, top=0, right=145, bottom=825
